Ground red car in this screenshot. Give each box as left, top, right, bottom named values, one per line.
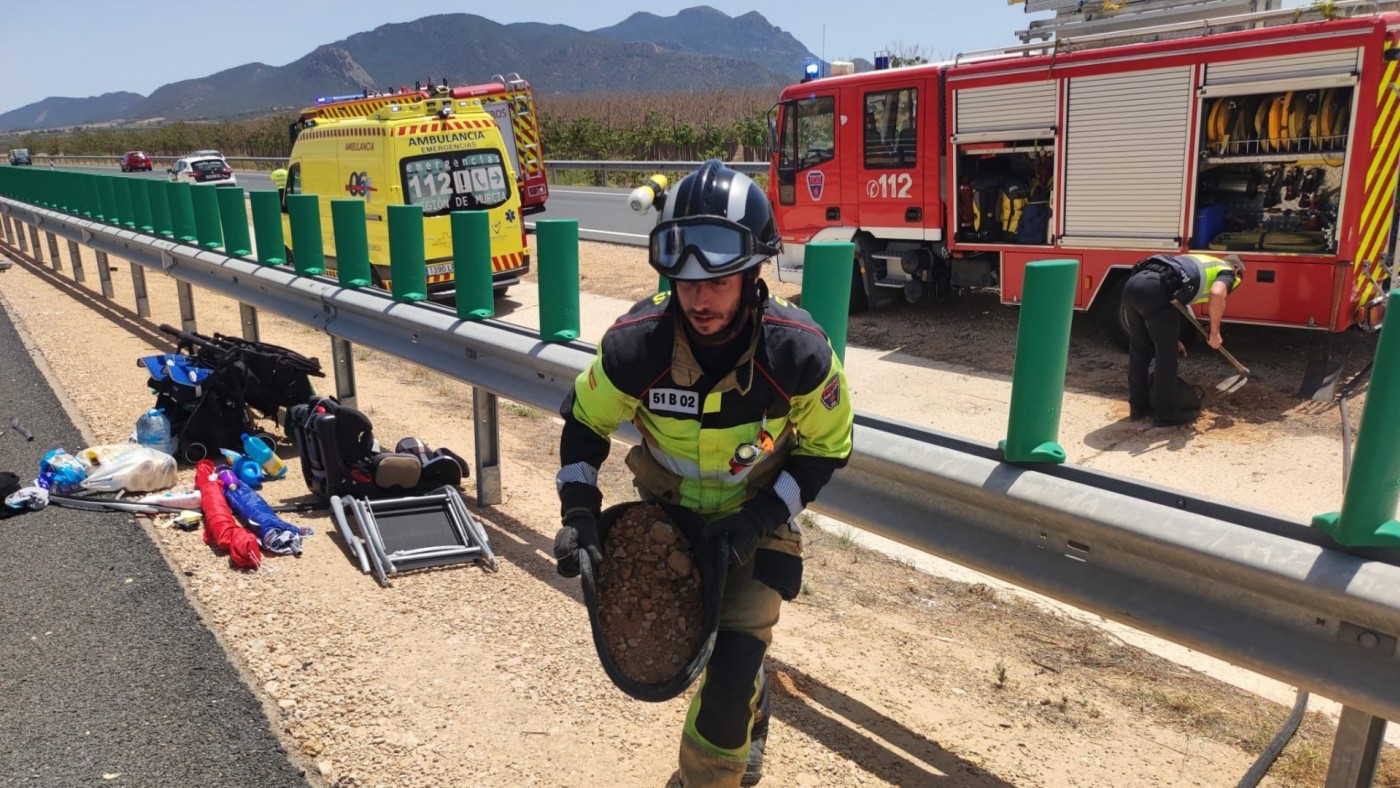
left=120, top=151, right=153, bottom=172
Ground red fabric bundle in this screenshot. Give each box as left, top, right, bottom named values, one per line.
left=196, top=459, right=261, bottom=569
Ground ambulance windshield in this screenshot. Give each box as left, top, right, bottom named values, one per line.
left=400, top=150, right=512, bottom=216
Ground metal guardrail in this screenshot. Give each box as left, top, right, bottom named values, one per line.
left=2, top=197, right=1399, bottom=777
left=28, top=154, right=768, bottom=176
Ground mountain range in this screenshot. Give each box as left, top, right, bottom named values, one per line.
left=0, top=7, right=818, bottom=132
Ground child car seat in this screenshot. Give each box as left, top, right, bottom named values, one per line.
left=287, top=396, right=467, bottom=500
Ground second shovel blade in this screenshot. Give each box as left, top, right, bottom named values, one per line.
left=1216, top=373, right=1249, bottom=394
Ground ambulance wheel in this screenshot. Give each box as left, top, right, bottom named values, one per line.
left=283, top=246, right=294, bottom=267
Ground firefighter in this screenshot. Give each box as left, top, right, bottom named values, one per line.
left=270, top=166, right=289, bottom=202
left=552, top=160, right=854, bottom=787
left=1122, top=253, right=1244, bottom=427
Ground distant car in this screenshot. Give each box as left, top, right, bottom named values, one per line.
left=190, top=149, right=223, bottom=159
left=168, top=156, right=238, bottom=187
left=120, top=151, right=153, bottom=172
left=8, top=148, right=31, bottom=166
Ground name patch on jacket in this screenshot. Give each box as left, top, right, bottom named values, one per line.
left=821, top=375, right=841, bottom=410
left=648, top=388, right=700, bottom=415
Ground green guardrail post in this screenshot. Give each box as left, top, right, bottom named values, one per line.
left=999, top=258, right=1080, bottom=464
left=536, top=219, right=580, bottom=342
left=800, top=242, right=856, bottom=363
left=190, top=184, right=223, bottom=250
left=113, top=177, right=135, bottom=230
left=286, top=193, right=325, bottom=275
left=451, top=210, right=494, bottom=320
left=131, top=177, right=154, bottom=233
left=146, top=179, right=172, bottom=238
left=167, top=182, right=198, bottom=244
left=330, top=199, right=372, bottom=287
left=90, top=174, right=109, bottom=222
left=77, top=173, right=95, bottom=219
left=216, top=186, right=252, bottom=257
left=1313, top=290, right=1400, bottom=547
left=387, top=204, right=427, bottom=302
left=249, top=191, right=285, bottom=265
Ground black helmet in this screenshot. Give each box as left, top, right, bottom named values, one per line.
left=649, top=159, right=780, bottom=281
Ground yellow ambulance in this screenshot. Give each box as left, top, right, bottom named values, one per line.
left=282, top=85, right=530, bottom=296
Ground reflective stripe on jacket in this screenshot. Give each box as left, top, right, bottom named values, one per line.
left=558, top=291, right=853, bottom=518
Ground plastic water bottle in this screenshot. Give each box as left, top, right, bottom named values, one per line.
left=135, top=408, right=177, bottom=456
left=241, top=433, right=287, bottom=480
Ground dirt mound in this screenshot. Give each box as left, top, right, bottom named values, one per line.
left=597, top=503, right=704, bottom=684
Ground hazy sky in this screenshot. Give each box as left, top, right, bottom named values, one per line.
left=0, top=1, right=1054, bottom=113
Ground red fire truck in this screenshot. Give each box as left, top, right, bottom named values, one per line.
left=769, top=5, right=1398, bottom=338
left=449, top=74, right=550, bottom=215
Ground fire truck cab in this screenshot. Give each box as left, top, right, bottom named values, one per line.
left=770, top=5, right=1398, bottom=336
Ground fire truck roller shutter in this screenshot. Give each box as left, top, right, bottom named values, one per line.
left=1060, top=66, right=1192, bottom=249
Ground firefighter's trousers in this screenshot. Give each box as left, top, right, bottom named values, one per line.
left=678, top=524, right=802, bottom=788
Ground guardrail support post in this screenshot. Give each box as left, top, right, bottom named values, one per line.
left=286, top=194, right=324, bottom=276
left=1314, top=290, right=1400, bottom=547
left=2, top=214, right=12, bottom=245
left=536, top=219, right=580, bottom=342
left=801, top=241, right=855, bottom=363
left=1324, top=706, right=1385, bottom=788
left=46, top=232, right=61, bottom=272
left=27, top=225, right=42, bottom=263
left=473, top=388, right=503, bottom=506
left=95, top=250, right=113, bottom=297
left=250, top=191, right=285, bottom=266
left=130, top=263, right=150, bottom=318
left=330, top=199, right=372, bottom=287
left=216, top=187, right=252, bottom=257
left=1000, top=258, right=1079, bottom=464
left=67, top=240, right=86, bottom=283
left=331, top=337, right=357, bottom=409
left=177, top=280, right=197, bottom=333
left=190, top=185, right=223, bottom=251
left=451, top=210, right=493, bottom=320
left=387, top=204, right=426, bottom=302
left=240, top=303, right=260, bottom=343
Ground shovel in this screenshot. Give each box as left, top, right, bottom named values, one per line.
left=1172, top=301, right=1251, bottom=394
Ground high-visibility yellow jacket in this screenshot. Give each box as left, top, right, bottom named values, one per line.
left=270, top=168, right=288, bottom=189
left=557, top=291, right=853, bottom=523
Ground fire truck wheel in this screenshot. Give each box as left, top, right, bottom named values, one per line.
left=850, top=236, right=875, bottom=313
left=1099, top=276, right=1131, bottom=352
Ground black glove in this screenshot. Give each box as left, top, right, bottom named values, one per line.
left=702, top=510, right=767, bottom=568
left=553, top=507, right=602, bottom=579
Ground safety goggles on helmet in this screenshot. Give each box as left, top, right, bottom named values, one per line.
left=648, top=216, right=780, bottom=278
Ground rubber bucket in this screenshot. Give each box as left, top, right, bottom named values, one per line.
left=580, top=500, right=728, bottom=702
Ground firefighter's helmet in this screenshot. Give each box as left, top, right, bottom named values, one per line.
left=648, top=159, right=780, bottom=281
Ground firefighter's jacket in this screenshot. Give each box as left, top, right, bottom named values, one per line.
left=557, top=291, right=853, bottom=522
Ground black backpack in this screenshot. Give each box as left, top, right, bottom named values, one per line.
left=143, top=326, right=324, bottom=463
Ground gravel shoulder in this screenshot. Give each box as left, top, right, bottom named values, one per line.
left=0, top=229, right=1390, bottom=787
